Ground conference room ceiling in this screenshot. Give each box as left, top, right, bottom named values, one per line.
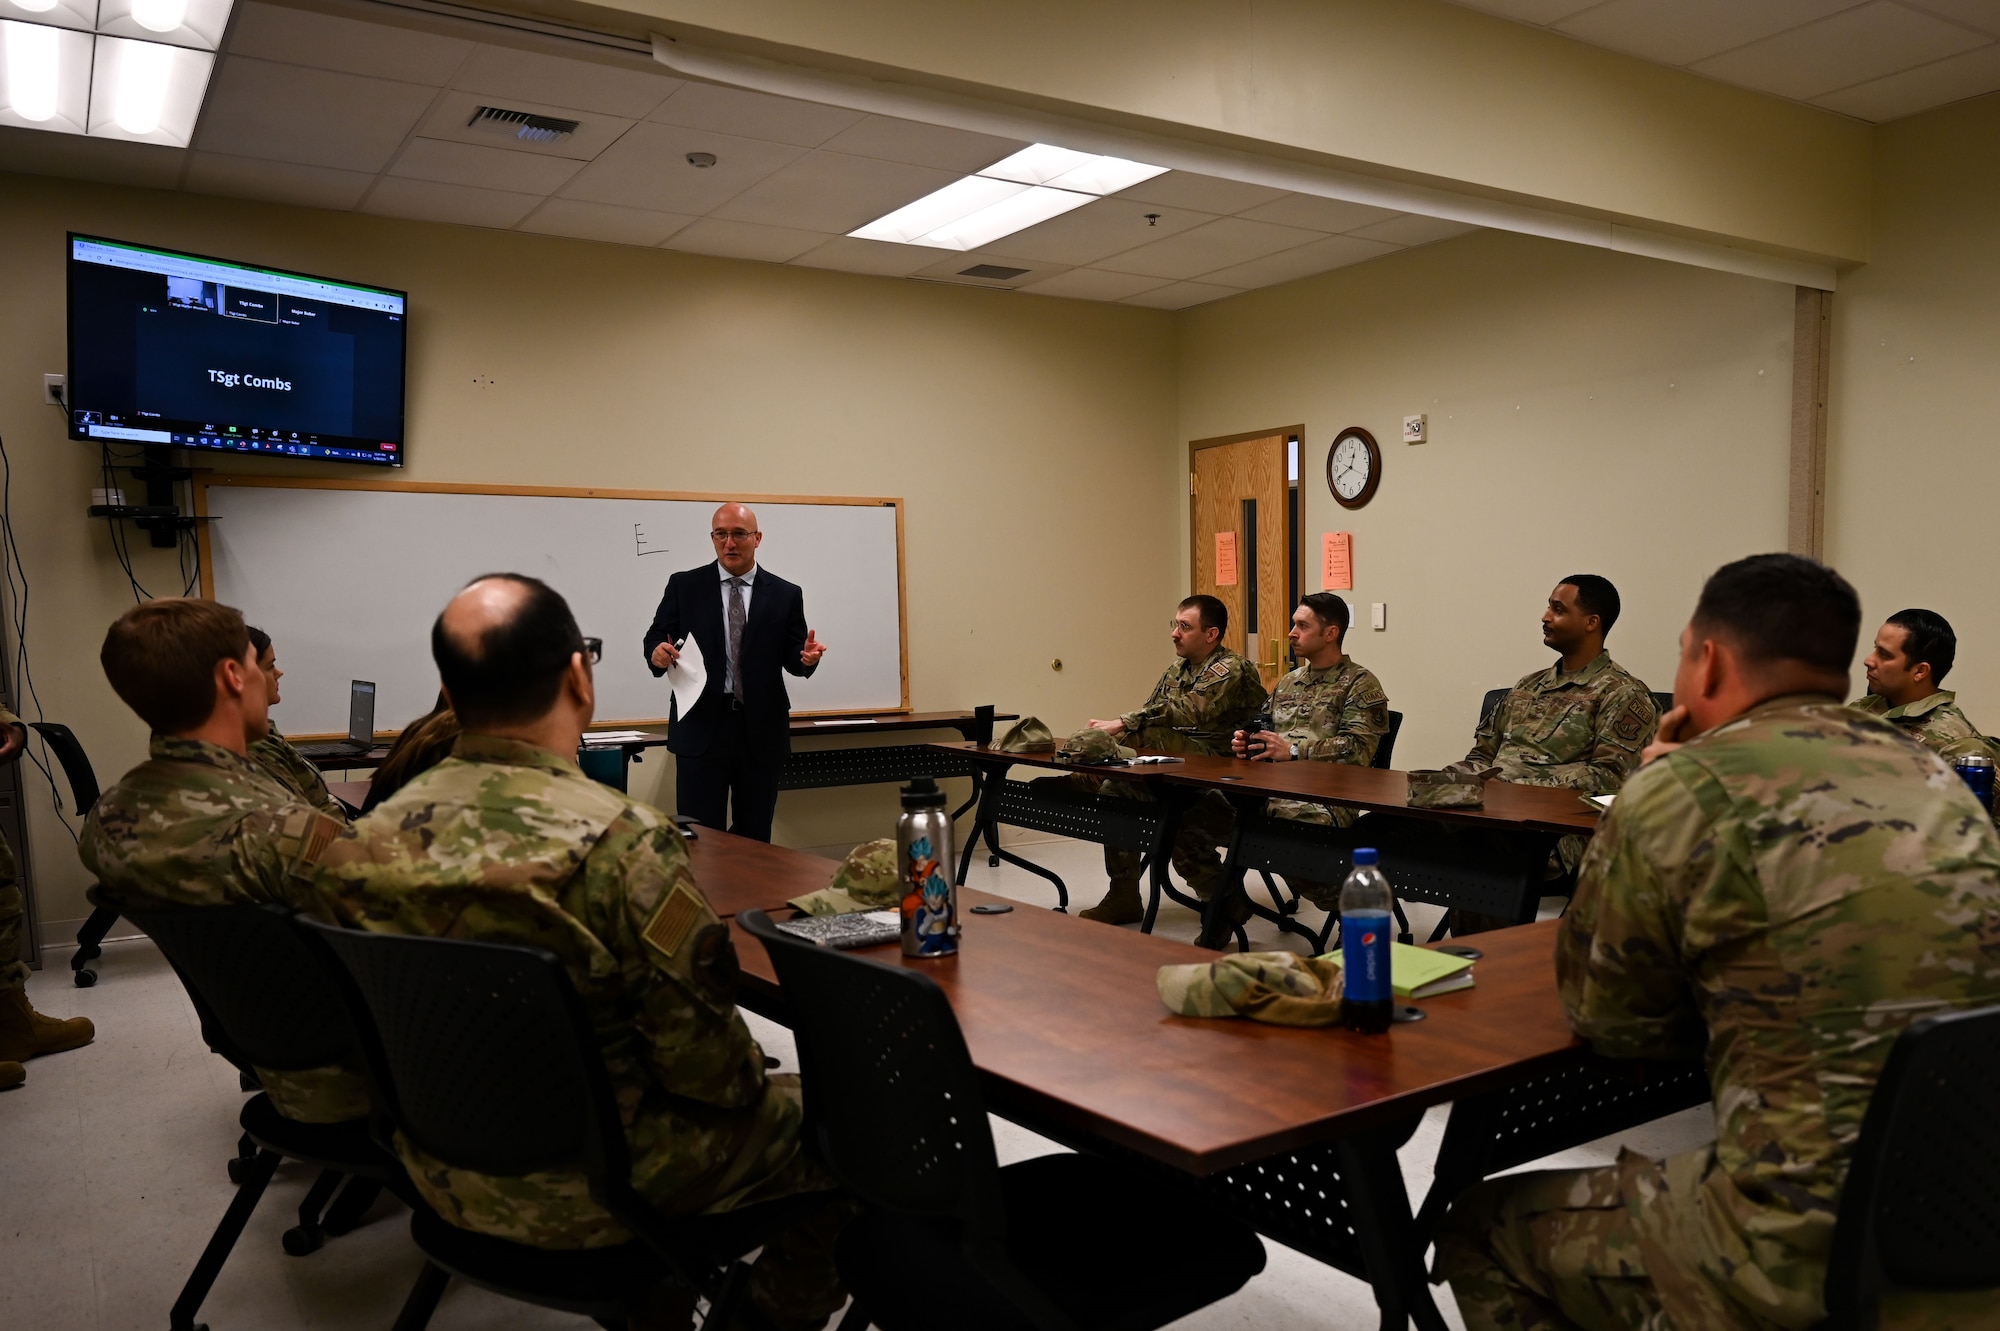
left=1446, top=0, right=2000, bottom=122
left=0, top=1, right=1485, bottom=308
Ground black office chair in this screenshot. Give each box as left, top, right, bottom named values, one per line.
left=1374, top=709, right=1404, bottom=770
left=1820, top=1003, right=2000, bottom=1328
left=739, top=909, right=1266, bottom=1331
left=301, top=920, right=786, bottom=1331
left=116, top=899, right=406, bottom=1331
left=21, top=722, right=116, bottom=987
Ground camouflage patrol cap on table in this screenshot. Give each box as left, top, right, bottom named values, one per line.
left=788, top=838, right=900, bottom=916
left=995, top=716, right=1055, bottom=753
left=1156, top=951, right=1346, bottom=1027
left=1407, top=767, right=1497, bottom=809
left=1057, top=726, right=1136, bottom=765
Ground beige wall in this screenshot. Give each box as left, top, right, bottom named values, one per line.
left=1826, top=93, right=2000, bottom=725
left=1176, top=229, right=1796, bottom=771
left=0, top=170, right=1180, bottom=937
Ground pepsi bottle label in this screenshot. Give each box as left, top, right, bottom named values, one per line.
left=1341, top=910, right=1393, bottom=1003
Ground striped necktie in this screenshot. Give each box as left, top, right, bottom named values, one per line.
left=727, top=577, right=747, bottom=703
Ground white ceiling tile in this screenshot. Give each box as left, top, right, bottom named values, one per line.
left=558, top=123, right=806, bottom=213
left=909, top=250, right=1067, bottom=286
left=1811, top=37, right=2000, bottom=115
left=450, top=44, right=679, bottom=119
left=1346, top=214, right=1481, bottom=245
left=1119, top=280, right=1243, bottom=310
left=1200, top=233, right=1403, bottom=288
left=979, top=196, right=1216, bottom=266
left=788, top=237, right=939, bottom=276
left=517, top=198, right=694, bottom=246
left=184, top=151, right=375, bottom=209
left=361, top=176, right=543, bottom=228
left=709, top=150, right=960, bottom=233
left=648, top=82, right=863, bottom=147
left=224, top=3, right=472, bottom=86
left=194, top=57, right=439, bottom=172
left=1116, top=170, right=1290, bottom=215
left=389, top=137, right=581, bottom=194
left=0, top=125, right=184, bottom=188
left=1905, top=0, right=2000, bottom=36
left=1095, top=216, right=1326, bottom=279
left=1016, top=268, right=1173, bottom=301
left=1443, top=0, right=1603, bottom=22
left=664, top=217, right=830, bottom=262
left=413, top=91, right=632, bottom=163
left=813, top=114, right=1025, bottom=171
left=1235, top=193, right=1402, bottom=233
left=1554, top=0, right=1862, bottom=68
left=1691, top=2, right=1988, bottom=100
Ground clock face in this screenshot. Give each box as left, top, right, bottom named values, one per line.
left=1326, top=427, right=1381, bottom=508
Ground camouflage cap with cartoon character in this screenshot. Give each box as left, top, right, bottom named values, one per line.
left=788, top=838, right=900, bottom=916
left=1058, top=726, right=1136, bottom=765
left=1156, top=951, right=1346, bottom=1027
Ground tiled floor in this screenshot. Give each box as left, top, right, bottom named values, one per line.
left=0, top=832, right=1715, bottom=1330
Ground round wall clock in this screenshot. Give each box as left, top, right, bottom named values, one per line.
left=1326, top=426, right=1381, bottom=509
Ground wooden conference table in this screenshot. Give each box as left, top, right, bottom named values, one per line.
left=685, top=825, right=1704, bottom=1331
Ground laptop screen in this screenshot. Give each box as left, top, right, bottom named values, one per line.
left=348, top=681, right=376, bottom=746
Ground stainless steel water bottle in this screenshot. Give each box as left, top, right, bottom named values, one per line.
left=897, top=777, right=958, bottom=957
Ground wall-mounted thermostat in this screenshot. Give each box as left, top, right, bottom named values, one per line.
left=1402, top=414, right=1427, bottom=444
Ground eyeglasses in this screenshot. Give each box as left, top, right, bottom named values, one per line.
left=711, top=529, right=758, bottom=543
left=1170, top=620, right=1204, bottom=634
left=583, top=637, right=602, bottom=664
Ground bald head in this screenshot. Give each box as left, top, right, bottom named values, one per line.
left=710, top=502, right=763, bottom=576
left=431, top=573, right=588, bottom=730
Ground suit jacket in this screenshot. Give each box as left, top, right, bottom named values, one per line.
left=643, top=562, right=817, bottom=761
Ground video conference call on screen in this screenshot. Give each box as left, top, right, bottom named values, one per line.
left=66, top=235, right=408, bottom=466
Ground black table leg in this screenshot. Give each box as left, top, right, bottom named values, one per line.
left=1338, top=1119, right=1453, bottom=1331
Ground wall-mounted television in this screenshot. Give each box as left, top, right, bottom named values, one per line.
left=66, top=234, right=407, bottom=466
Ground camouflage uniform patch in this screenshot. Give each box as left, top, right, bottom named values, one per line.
left=249, top=725, right=350, bottom=822
left=1438, top=695, right=2000, bottom=1330
left=80, top=735, right=362, bottom=1122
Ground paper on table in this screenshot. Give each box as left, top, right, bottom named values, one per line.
left=667, top=635, right=708, bottom=721
left=582, top=730, right=662, bottom=745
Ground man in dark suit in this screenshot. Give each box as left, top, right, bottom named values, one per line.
left=644, top=503, right=827, bottom=841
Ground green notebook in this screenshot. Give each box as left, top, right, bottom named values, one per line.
left=1324, top=941, right=1476, bottom=999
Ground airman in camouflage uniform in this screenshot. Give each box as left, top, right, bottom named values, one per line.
left=249, top=725, right=350, bottom=821
left=1852, top=608, right=2000, bottom=769
left=1849, top=691, right=2000, bottom=765
left=1450, top=651, right=1657, bottom=796
left=0, top=704, right=95, bottom=1090
left=82, top=735, right=358, bottom=1121
left=1076, top=596, right=1267, bottom=928
left=1437, top=556, right=2000, bottom=1331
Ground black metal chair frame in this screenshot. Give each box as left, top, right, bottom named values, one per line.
left=300, top=919, right=783, bottom=1331
left=23, top=722, right=117, bottom=987
left=116, top=898, right=406, bottom=1331
left=1244, top=708, right=1405, bottom=927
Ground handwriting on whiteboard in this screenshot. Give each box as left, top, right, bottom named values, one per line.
left=634, top=524, right=670, bottom=557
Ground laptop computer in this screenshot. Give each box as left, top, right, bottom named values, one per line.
left=294, top=681, right=377, bottom=758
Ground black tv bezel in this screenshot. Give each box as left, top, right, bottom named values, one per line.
left=65, top=231, right=410, bottom=469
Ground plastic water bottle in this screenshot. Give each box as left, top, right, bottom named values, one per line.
left=1340, top=848, right=1394, bottom=1034
left=897, top=777, right=958, bottom=958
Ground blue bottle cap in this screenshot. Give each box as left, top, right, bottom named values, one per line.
left=1353, top=847, right=1378, bottom=866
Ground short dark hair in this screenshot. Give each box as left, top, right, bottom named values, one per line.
left=1885, top=608, right=1957, bottom=685
left=101, top=598, right=251, bottom=734
left=432, top=574, right=585, bottom=729
left=1297, top=592, right=1350, bottom=636
left=1180, top=594, right=1228, bottom=636
left=1691, top=554, right=1860, bottom=676
left=1558, top=574, right=1621, bottom=637
left=245, top=625, right=271, bottom=657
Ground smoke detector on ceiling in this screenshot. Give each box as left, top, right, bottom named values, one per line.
left=467, top=106, right=580, bottom=144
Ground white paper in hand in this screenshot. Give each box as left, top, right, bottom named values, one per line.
left=667, top=635, right=708, bottom=720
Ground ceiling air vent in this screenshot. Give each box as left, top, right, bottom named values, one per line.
left=468, top=106, right=581, bottom=144
left=959, top=264, right=1029, bottom=280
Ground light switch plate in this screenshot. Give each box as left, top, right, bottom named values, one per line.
left=1402, top=414, right=1426, bottom=443
left=1371, top=602, right=1387, bottom=630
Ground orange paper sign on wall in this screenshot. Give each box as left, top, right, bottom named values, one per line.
left=1215, top=531, right=1239, bottom=586
left=1322, top=531, right=1353, bottom=590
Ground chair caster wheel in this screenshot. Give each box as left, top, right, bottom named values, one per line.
left=73, top=968, right=97, bottom=987
left=227, top=1156, right=251, bottom=1186
left=282, top=1225, right=325, bottom=1256
left=1280, top=900, right=1299, bottom=916
left=988, top=855, right=999, bottom=867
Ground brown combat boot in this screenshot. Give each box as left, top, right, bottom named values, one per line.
left=0, top=1060, right=23, bottom=1090
left=0, top=988, right=95, bottom=1063
left=1078, top=879, right=1144, bottom=925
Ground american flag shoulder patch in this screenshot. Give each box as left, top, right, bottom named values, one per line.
left=642, top=883, right=707, bottom=962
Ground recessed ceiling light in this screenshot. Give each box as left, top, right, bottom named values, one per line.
left=0, top=0, right=228, bottom=145
left=849, top=143, right=1167, bottom=250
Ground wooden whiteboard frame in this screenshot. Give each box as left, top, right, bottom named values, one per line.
left=195, top=475, right=911, bottom=727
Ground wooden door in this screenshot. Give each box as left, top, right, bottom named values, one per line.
left=1191, top=431, right=1290, bottom=689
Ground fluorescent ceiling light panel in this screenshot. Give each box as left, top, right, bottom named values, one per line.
left=1, top=0, right=95, bottom=33
left=97, top=0, right=232, bottom=51
left=87, top=33, right=211, bottom=144
left=0, top=19, right=89, bottom=131
left=849, top=142, right=1167, bottom=249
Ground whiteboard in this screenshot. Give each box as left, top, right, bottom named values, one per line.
left=198, top=481, right=907, bottom=737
